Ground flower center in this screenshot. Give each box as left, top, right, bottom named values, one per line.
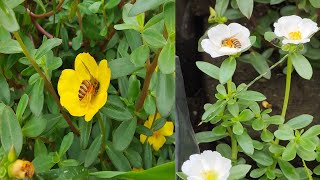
left=222, top=37, right=241, bottom=48
left=78, top=79, right=100, bottom=101
left=289, top=31, right=302, bottom=40
left=202, top=171, right=218, bottom=180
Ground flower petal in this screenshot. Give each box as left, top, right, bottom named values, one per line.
left=75, top=53, right=99, bottom=80
left=282, top=38, right=310, bottom=45
left=58, top=69, right=87, bottom=116
left=148, top=135, right=166, bottom=151
left=228, top=23, right=250, bottom=38
left=219, top=47, right=240, bottom=55
left=275, top=15, right=302, bottom=37
left=97, top=60, right=111, bottom=92
left=207, top=24, right=230, bottom=46
left=140, top=134, right=147, bottom=144
left=299, top=18, right=319, bottom=39
left=201, top=39, right=222, bottom=58
left=159, top=121, right=174, bottom=136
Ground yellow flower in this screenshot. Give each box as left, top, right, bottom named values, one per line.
left=132, top=168, right=144, bottom=172
left=58, top=53, right=111, bottom=121
left=8, top=160, right=35, bottom=179
left=140, top=113, right=174, bottom=151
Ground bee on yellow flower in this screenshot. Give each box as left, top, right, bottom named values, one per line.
left=140, top=113, right=174, bottom=151
left=58, top=53, right=111, bottom=121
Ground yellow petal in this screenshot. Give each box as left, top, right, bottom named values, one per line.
left=159, top=121, right=174, bottom=137
left=149, top=135, right=166, bottom=151
left=98, top=60, right=111, bottom=92
left=74, top=53, right=98, bottom=80
left=140, top=134, right=147, bottom=144
left=58, top=69, right=87, bottom=116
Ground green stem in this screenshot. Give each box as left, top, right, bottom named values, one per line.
left=97, top=113, right=106, bottom=153
left=12, top=31, right=80, bottom=136
left=227, top=78, right=237, bottom=165
left=227, top=127, right=238, bottom=165
left=302, top=159, right=313, bottom=180
left=281, top=56, right=292, bottom=118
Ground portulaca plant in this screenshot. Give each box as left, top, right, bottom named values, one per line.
left=179, top=9, right=320, bottom=180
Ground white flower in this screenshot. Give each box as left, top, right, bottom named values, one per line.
left=182, top=150, right=232, bottom=180
left=274, top=15, right=319, bottom=45
left=201, top=23, right=251, bottom=58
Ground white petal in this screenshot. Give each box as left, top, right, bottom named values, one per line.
left=299, top=18, right=319, bottom=39
left=187, top=176, right=203, bottom=180
left=201, top=39, right=223, bottom=58
left=274, top=15, right=302, bottom=38
left=207, top=24, right=231, bottom=46
left=182, top=158, right=205, bottom=177
left=282, top=38, right=310, bottom=44
left=234, top=33, right=251, bottom=52
left=228, top=23, right=250, bottom=38
left=219, top=47, right=240, bottom=55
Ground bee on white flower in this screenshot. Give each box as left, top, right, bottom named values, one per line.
left=181, top=150, right=232, bottom=180
left=274, top=15, right=319, bottom=45
left=201, top=23, right=252, bottom=58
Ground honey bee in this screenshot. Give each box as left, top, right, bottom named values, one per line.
left=78, top=62, right=100, bottom=101
left=221, top=35, right=241, bottom=48
left=262, top=101, right=272, bottom=109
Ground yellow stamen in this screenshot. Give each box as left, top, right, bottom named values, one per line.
left=202, top=171, right=218, bottom=180
left=289, top=31, right=302, bottom=40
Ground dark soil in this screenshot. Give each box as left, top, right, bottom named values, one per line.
left=177, top=0, right=320, bottom=169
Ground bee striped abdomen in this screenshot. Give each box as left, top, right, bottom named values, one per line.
left=222, top=37, right=241, bottom=48
left=78, top=80, right=99, bottom=100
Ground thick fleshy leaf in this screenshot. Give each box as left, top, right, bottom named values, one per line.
left=156, top=72, right=175, bottom=117
left=278, top=159, right=299, bottom=180
left=158, top=42, right=175, bottom=74
left=290, top=53, right=313, bottom=80
left=128, top=0, right=167, bottom=16
left=236, top=0, right=253, bottom=19
left=196, top=61, right=220, bottom=80
left=0, top=72, right=10, bottom=105
left=113, top=118, right=137, bottom=151
left=219, top=57, right=236, bottom=84
left=228, top=164, right=251, bottom=180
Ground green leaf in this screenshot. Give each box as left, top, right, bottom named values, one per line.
left=278, top=159, right=299, bottom=180
left=215, top=0, right=229, bottom=16
left=79, top=120, right=92, bottom=149
left=261, top=129, right=274, bottom=142
left=143, top=142, right=152, bottom=169
left=84, top=136, right=101, bottom=167
left=102, top=95, right=133, bottom=121
left=282, top=141, right=296, bottom=161
left=236, top=131, right=254, bottom=155
left=264, top=31, right=277, bottom=42
left=156, top=72, right=175, bottom=117
left=35, top=38, right=62, bottom=59
left=216, top=143, right=232, bottom=159
left=286, top=114, right=313, bottom=129
left=59, top=132, right=74, bottom=157
left=90, top=161, right=175, bottom=180
left=314, top=165, right=320, bottom=175
left=143, top=94, right=156, bottom=115
left=301, top=125, right=320, bottom=139
left=228, top=164, right=251, bottom=180
left=249, top=150, right=273, bottom=166
left=114, top=23, right=140, bottom=31
left=241, top=52, right=271, bottom=79
left=296, top=147, right=316, bottom=161
left=128, top=0, right=167, bottom=17
left=145, top=13, right=163, bottom=29
left=32, top=153, right=56, bottom=173
left=274, top=126, right=295, bottom=140
left=236, top=0, right=253, bottom=19
left=196, top=61, right=220, bottom=80
left=113, top=118, right=137, bottom=151
left=264, top=115, right=284, bottom=125
left=109, top=58, right=140, bottom=79
left=233, top=122, right=243, bottom=135
left=195, top=131, right=226, bottom=144
left=89, top=2, right=101, bottom=13
left=238, top=109, right=254, bottom=121
left=310, top=0, right=320, bottom=8
left=124, top=148, right=143, bottom=168
left=72, top=31, right=83, bottom=51
left=128, top=75, right=140, bottom=103
left=158, top=42, right=175, bottom=74
left=227, top=103, right=239, bottom=117
left=0, top=72, right=10, bottom=105
left=142, top=29, right=166, bottom=49
left=130, top=45, right=150, bottom=67
left=164, top=2, right=175, bottom=34
left=250, top=168, right=266, bottom=179
left=106, top=142, right=131, bottom=171
left=0, top=39, right=22, bottom=54
left=290, top=53, right=313, bottom=80
left=219, top=57, right=236, bottom=84
left=0, top=106, right=23, bottom=156
left=4, top=0, right=25, bottom=8
left=237, top=91, right=266, bottom=101
left=0, top=0, right=19, bottom=32
left=29, top=79, right=44, bottom=116
left=22, top=115, right=47, bottom=137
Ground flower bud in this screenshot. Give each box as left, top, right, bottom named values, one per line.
left=8, top=160, right=34, bottom=179
left=7, top=146, right=17, bottom=163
